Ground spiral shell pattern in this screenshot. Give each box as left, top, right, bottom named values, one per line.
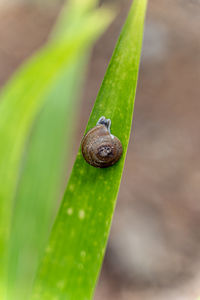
left=81, top=124, right=123, bottom=168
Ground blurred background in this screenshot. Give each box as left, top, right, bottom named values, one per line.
left=0, top=0, right=200, bottom=299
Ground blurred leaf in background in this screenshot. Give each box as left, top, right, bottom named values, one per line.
left=0, top=0, right=114, bottom=299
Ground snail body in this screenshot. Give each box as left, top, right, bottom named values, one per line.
left=81, top=116, right=123, bottom=168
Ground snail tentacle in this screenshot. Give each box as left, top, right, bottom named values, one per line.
left=97, top=116, right=111, bottom=133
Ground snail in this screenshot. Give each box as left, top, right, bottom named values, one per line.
left=81, top=116, right=123, bottom=168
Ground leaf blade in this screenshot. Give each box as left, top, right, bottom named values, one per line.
left=31, top=0, right=147, bottom=299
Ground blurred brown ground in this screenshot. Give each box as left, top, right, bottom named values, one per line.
left=0, top=0, right=200, bottom=299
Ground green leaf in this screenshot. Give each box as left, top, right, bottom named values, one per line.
left=52, top=0, right=99, bottom=35
left=6, top=60, right=85, bottom=300
left=31, top=0, right=147, bottom=299
left=0, top=2, right=113, bottom=299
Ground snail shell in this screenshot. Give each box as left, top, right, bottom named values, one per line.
left=81, top=116, right=123, bottom=168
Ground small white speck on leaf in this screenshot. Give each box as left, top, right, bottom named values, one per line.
left=57, top=280, right=65, bottom=289
left=67, top=208, right=73, bottom=215
left=79, top=210, right=85, bottom=219
left=79, top=169, right=84, bottom=175
left=69, top=184, right=75, bottom=192
left=81, top=250, right=86, bottom=258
